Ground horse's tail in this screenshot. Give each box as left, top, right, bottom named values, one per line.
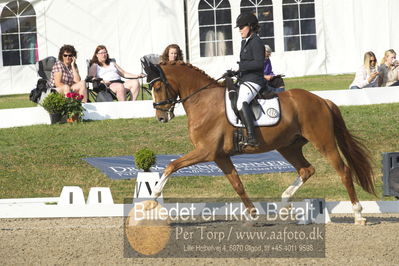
left=325, top=99, right=376, bottom=195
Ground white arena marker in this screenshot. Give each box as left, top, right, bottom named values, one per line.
left=134, top=172, right=163, bottom=203
left=87, top=187, right=114, bottom=205
left=297, top=199, right=331, bottom=225
left=58, top=186, right=85, bottom=205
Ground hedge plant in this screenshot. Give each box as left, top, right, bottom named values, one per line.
left=134, top=148, right=156, bottom=172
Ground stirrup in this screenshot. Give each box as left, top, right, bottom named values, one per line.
left=242, top=136, right=259, bottom=147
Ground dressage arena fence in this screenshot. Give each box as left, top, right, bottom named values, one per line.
left=1, top=186, right=398, bottom=224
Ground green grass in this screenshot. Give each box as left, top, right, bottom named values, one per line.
left=0, top=94, right=37, bottom=109
left=1, top=103, right=398, bottom=203
left=285, top=74, right=353, bottom=91
left=0, top=74, right=354, bottom=110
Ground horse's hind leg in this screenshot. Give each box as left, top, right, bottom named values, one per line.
left=214, top=156, right=256, bottom=218
left=305, top=131, right=365, bottom=224
left=277, top=139, right=315, bottom=204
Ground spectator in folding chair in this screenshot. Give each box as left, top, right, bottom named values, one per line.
left=263, top=44, right=285, bottom=93
left=160, top=44, right=184, bottom=63
left=88, top=45, right=145, bottom=101
left=50, top=44, right=88, bottom=102
left=348, top=51, right=379, bottom=89
left=378, top=49, right=399, bottom=87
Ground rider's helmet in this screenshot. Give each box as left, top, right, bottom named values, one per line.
left=236, top=12, right=259, bottom=32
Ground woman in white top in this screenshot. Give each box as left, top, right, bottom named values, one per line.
left=88, top=45, right=145, bottom=101
left=378, top=49, right=399, bottom=87
left=349, top=51, right=379, bottom=89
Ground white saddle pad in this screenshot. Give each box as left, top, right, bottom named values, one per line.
left=225, top=89, right=281, bottom=127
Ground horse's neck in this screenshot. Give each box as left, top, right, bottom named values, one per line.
left=181, top=84, right=225, bottom=120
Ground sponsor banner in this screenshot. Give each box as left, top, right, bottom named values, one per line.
left=83, top=151, right=296, bottom=179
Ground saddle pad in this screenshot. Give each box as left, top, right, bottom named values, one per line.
left=225, top=90, right=281, bottom=127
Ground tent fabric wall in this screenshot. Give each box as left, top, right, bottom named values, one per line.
left=0, top=0, right=185, bottom=95
left=0, top=0, right=398, bottom=95
left=187, top=0, right=397, bottom=79
left=322, top=0, right=397, bottom=75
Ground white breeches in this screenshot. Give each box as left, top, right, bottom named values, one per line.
left=237, top=81, right=261, bottom=111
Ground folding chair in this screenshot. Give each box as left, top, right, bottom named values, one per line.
left=140, top=54, right=160, bottom=99
left=36, top=56, right=57, bottom=85
left=86, top=58, right=135, bottom=102
left=29, top=56, right=57, bottom=104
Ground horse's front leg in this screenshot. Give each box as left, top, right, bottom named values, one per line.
left=151, top=148, right=209, bottom=198
left=214, top=156, right=256, bottom=219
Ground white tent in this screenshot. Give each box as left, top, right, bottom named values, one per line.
left=0, top=0, right=398, bottom=95
left=0, top=0, right=186, bottom=95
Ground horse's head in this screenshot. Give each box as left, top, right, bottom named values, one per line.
left=141, top=59, right=177, bottom=123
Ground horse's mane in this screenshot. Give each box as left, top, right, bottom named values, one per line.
left=160, top=61, right=225, bottom=86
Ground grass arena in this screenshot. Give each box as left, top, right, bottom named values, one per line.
left=1, top=75, right=399, bottom=264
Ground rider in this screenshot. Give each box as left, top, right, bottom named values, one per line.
left=236, top=12, right=265, bottom=147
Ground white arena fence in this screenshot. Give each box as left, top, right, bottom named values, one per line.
left=0, top=186, right=398, bottom=223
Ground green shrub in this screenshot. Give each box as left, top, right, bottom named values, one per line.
left=134, top=148, right=156, bottom=172
left=41, top=93, right=67, bottom=114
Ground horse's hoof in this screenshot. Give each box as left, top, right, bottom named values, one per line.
left=281, top=201, right=293, bottom=210
left=354, top=217, right=367, bottom=225
left=142, top=200, right=159, bottom=211
left=243, top=220, right=255, bottom=227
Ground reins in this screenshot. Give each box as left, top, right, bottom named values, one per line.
left=152, top=75, right=225, bottom=111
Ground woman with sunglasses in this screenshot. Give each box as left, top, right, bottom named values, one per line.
left=378, top=49, right=399, bottom=87
left=50, top=44, right=88, bottom=102
left=349, top=51, right=379, bottom=89
left=234, top=12, right=266, bottom=147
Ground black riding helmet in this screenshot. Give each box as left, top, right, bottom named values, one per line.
left=235, top=12, right=259, bottom=28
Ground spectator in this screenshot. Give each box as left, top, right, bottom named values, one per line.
left=378, top=49, right=399, bottom=87
left=88, top=45, right=145, bottom=101
left=349, top=51, right=379, bottom=89
left=263, top=45, right=285, bottom=93
left=50, top=44, right=88, bottom=102
left=160, top=44, right=184, bottom=63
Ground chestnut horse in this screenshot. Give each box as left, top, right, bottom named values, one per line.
left=143, top=61, right=375, bottom=224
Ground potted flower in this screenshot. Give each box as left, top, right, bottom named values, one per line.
left=65, top=92, right=85, bottom=122
left=41, top=92, right=67, bottom=124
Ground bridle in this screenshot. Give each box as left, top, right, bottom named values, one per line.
left=149, top=76, right=178, bottom=114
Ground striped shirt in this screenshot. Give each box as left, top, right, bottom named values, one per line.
left=50, top=60, right=75, bottom=87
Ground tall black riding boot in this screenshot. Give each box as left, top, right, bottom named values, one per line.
left=239, top=102, right=259, bottom=147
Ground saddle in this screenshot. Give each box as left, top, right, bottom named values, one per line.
left=225, top=77, right=279, bottom=123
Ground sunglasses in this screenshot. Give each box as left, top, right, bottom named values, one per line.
left=369, top=60, right=376, bottom=63
left=63, top=54, right=73, bottom=58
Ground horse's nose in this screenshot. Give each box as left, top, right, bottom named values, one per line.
left=158, top=117, right=167, bottom=123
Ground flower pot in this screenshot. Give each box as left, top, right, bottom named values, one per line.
left=66, top=114, right=80, bottom=123
left=49, top=113, right=66, bottom=124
